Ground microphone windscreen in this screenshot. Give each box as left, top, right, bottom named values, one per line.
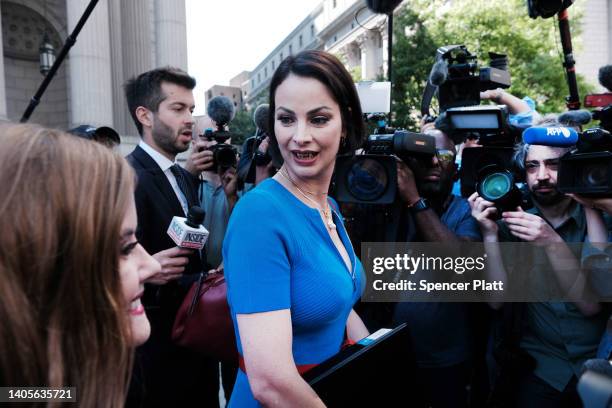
left=253, top=104, right=270, bottom=134
left=429, top=59, right=448, bottom=87
left=558, top=109, right=592, bottom=126
left=598, top=65, right=612, bottom=92
left=207, top=96, right=235, bottom=125
left=522, top=126, right=578, bottom=146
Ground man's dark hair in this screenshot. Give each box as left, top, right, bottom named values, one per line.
left=267, top=50, right=365, bottom=155
left=124, top=66, right=196, bottom=136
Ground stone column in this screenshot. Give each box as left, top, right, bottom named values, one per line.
left=154, top=0, right=188, bottom=70
left=66, top=0, right=113, bottom=127
left=345, top=42, right=361, bottom=72
left=120, top=0, right=153, bottom=134
left=108, top=0, right=127, bottom=135
left=358, top=31, right=381, bottom=80
left=0, top=1, right=9, bottom=120
left=378, top=22, right=389, bottom=80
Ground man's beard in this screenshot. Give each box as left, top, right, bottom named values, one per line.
left=530, top=182, right=566, bottom=206
left=418, top=177, right=453, bottom=201
left=152, top=116, right=189, bottom=157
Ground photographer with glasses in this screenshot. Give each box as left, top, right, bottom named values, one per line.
left=392, top=127, right=483, bottom=408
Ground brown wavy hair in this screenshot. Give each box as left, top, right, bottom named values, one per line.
left=0, top=124, right=135, bottom=407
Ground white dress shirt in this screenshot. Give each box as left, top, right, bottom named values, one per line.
left=139, top=140, right=189, bottom=215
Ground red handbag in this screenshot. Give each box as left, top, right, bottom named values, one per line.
left=172, top=272, right=238, bottom=363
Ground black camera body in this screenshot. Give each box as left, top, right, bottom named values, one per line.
left=438, top=46, right=511, bottom=112
left=333, top=127, right=435, bottom=205
left=558, top=127, right=612, bottom=197
left=527, top=0, right=574, bottom=19
left=201, top=129, right=238, bottom=172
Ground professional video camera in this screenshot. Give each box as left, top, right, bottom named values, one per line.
left=420, top=45, right=527, bottom=208
left=583, top=65, right=612, bottom=132
left=558, top=127, right=612, bottom=197
left=422, top=44, right=514, bottom=145
left=203, top=96, right=239, bottom=172
left=333, top=82, right=435, bottom=205
left=527, top=0, right=574, bottom=19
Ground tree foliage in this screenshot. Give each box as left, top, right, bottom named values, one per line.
left=391, top=0, right=594, bottom=130
left=229, top=110, right=256, bottom=146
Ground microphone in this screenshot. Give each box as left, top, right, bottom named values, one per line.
left=252, top=104, right=269, bottom=135
left=599, top=65, right=612, bottom=92
left=207, top=96, right=235, bottom=127
left=167, top=206, right=209, bottom=250
left=522, top=126, right=578, bottom=146
left=558, top=109, right=593, bottom=126
left=429, top=59, right=448, bottom=87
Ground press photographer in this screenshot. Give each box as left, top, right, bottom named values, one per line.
left=185, top=96, right=239, bottom=272
left=391, top=126, right=483, bottom=408
left=236, top=103, right=280, bottom=187
left=468, top=120, right=610, bottom=407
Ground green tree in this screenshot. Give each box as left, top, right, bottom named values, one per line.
left=229, top=110, right=256, bottom=146
left=391, top=5, right=437, bottom=130
left=391, top=0, right=594, bottom=129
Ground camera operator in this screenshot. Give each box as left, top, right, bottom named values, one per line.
left=468, top=131, right=611, bottom=407
left=392, top=127, right=482, bottom=408
left=184, top=115, right=240, bottom=400
left=185, top=115, right=239, bottom=272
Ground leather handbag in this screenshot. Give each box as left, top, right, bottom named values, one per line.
left=172, top=271, right=238, bottom=363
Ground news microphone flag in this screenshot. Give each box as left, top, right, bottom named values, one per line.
left=522, top=126, right=579, bottom=147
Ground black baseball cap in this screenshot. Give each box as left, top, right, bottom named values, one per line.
left=68, top=125, right=121, bottom=146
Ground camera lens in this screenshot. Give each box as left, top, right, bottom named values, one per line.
left=582, top=164, right=607, bottom=187
left=346, top=158, right=389, bottom=202
left=480, top=172, right=512, bottom=201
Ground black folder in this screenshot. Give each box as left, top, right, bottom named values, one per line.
left=304, top=323, right=417, bottom=407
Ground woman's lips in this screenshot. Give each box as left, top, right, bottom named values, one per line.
left=129, top=298, right=145, bottom=316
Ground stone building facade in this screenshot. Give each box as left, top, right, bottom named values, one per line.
left=0, top=0, right=189, bottom=156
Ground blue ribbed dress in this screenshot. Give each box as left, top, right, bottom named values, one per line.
left=222, top=178, right=364, bottom=407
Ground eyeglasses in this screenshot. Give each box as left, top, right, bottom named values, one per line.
left=435, top=149, right=456, bottom=165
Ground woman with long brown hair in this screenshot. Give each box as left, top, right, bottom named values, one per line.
left=0, top=124, right=159, bottom=407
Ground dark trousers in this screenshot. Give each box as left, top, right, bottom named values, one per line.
left=126, top=308, right=220, bottom=408
left=515, top=373, right=582, bottom=408
left=412, top=362, right=471, bottom=408
left=221, top=361, right=238, bottom=401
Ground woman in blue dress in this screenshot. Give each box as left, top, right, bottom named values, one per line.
left=223, top=50, right=370, bottom=407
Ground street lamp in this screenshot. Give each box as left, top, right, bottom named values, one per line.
left=39, top=33, right=55, bottom=76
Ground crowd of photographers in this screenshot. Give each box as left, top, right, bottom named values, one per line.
left=3, top=44, right=612, bottom=406
left=194, top=83, right=612, bottom=407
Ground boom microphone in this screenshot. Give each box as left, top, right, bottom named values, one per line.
left=558, top=109, right=593, bottom=126
left=522, top=126, right=579, bottom=146
left=207, top=96, right=235, bottom=127
left=429, top=59, right=448, bottom=87
left=253, top=104, right=269, bottom=135
left=167, top=206, right=209, bottom=250
left=599, top=65, right=612, bottom=92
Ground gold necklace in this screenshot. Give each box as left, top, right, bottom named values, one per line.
left=278, top=169, right=336, bottom=230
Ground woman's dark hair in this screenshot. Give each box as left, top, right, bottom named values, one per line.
left=267, top=50, right=365, bottom=155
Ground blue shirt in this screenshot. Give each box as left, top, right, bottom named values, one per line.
left=393, top=195, right=482, bottom=368
left=498, top=203, right=610, bottom=391
left=198, top=179, right=231, bottom=269
left=223, top=178, right=364, bottom=407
